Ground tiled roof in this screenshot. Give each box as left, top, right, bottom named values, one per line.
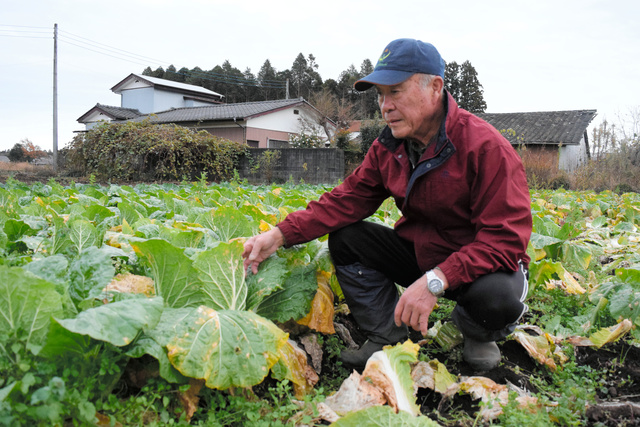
left=136, top=98, right=308, bottom=124
left=77, top=103, right=143, bottom=122
left=96, top=104, right=143, bottom=120
left=477, top=110, right=597, bottom=145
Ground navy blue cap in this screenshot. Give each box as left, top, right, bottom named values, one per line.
left=354, top=38, right=445, bottom=91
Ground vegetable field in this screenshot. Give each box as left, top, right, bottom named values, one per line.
left=1, top=178, right=639, bottom=426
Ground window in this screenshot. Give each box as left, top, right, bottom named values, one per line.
left=268, top=139, right=289, bottom=148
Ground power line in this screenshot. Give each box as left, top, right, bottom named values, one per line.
left=58, top=37, right=152, bottom=67
left=0, top=24, right=51, bottom=29
left=55, top=29, right=286, bottom=86
left=0, top=28, right=50, bottom=34
left=4, top=23, right=287, bottom=90
left=164, top=69, right=285, bottom=89
left=171, top=68, right=285, bottom=87
left=60, top=30, right=169, bottom=65
left=0, top=34, right=50, bottom=39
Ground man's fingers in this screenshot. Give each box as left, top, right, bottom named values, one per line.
left=394, top=299, right=405, bottom=327
left=420, top=316, right=430, bottom=336
left=409, top=310, right=421, bottom=332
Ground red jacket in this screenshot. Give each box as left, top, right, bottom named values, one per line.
left=277, top=93, right=532, bottom=290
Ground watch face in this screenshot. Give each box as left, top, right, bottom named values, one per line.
left=428, top=279, right=444, bottom=295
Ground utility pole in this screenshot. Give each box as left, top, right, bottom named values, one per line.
left=52, top=23, right=58, bottom=173
left=285, top=78, right=289, bottom=99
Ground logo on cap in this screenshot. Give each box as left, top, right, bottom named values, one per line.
left=377, top=49, right=391, bottom=66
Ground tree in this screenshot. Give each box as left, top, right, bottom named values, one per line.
left=290, top=53, right=308, bottom=99
left=164, top=65, right=183, bottom=82
left=321, top=79, right=339, bottom=98
left=358, top=59, right=378, bottom=119
left=142, top=66, right=165, bottom=78
left=444, top=61, right=461, bottom=101
left=337, top=64, right=359, bottom=102
left=309, top=88, right=357, bottom=140
left=186, top=66, right=207, bottom=88
left=289, top=53, right=322, bottom=100
left=242, top=68, right=258, bottom=102
left=8, top=139, right=46, bottom=163
left=590, top=120, right=617, bottom=160
left=8, top=143, right=26, bottom=162
left=176, top=67, right=190, bottom=82
left=257, top=59, right=279, bottom=100
left=359, top=114, right=386, bottom=155
left=444, top=60, right=486, bottom=113
left=458, top=61, right=487, bottom=113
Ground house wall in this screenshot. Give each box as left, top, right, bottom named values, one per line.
left=558, top=138, right=588, bottom=172
left=200, top=125, right=292, bottom=148
left=201, top=126, right=245, bottom=143
left=121, top=88, right=206, bottom=113
left=121, top=87, right=155, bottom=113
left=249, top=106, right=329, bottom=140
left=82, top=111, right=113, bottom=129
left=185, top=99, right=219, bottom=108
left=246, top=128, right=291, bottom=148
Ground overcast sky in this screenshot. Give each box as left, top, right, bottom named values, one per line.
left=1, top=0, right=638, bottom=153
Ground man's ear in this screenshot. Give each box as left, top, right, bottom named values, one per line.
left=431, top=76, right=445, bottom=93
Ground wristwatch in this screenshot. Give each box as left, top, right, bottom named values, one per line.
left=425, top=270, right=445, bottom=297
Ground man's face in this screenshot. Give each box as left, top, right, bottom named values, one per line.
left=375, top=74, right=441, bottom=144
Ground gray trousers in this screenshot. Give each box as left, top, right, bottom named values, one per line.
left=329, top=221, right=528, bottom=344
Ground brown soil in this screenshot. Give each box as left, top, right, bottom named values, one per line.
left=335, top=312, right=640, bottom=425
left=417, top=339, right=640, bottom=426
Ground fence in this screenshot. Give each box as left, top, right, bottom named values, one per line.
left=236, top=148, right=345, bottom=184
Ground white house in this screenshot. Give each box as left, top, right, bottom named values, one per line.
left=77, top=75, right=335, bottom=148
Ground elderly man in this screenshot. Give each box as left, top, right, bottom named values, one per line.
left=243, top=38, right=532, bottom=371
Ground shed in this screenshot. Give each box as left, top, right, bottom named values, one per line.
left=478, top=110, right=597, bottom=171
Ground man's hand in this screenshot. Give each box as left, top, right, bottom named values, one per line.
left=242, top=227, right=285, bottom=275
left=394, top=269, right=448, bottom=335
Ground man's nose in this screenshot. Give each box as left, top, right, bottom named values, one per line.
left=379, top=94, right=393, bottom=113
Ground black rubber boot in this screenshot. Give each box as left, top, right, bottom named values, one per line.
left=339, top=340, right=386, bottom=369
left=334, top=263, right=408, bottom=369
left=462, top=337, right=501, bottom=371
left=452, top=305, right=508, bottom=372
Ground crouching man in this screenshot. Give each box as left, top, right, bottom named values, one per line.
left=243, top=38, right=532, bottom=371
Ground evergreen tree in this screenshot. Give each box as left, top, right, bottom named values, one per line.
left=257, top=59, right=279, bottom=100
left=359, top=59, right=378, bottom=119
left=337, top=64, right=359, bottom=101
left=149, top=66, right=165, bottom=78
left=444, top=60, right=486, bottom=113
left=8, top=143, right=26, bottom=163
left=186, top=66, right=207, bottom=88
left=164, top=65, right=183, bottom=82
left=289, top=53, right=322, bottom=99
left=444, top=61, right=461, bottom=101
left=242, top=68, right=258, bottom=102
left=177, top=67, right=190, bottom=82
left=290, top=53, right=308, bottom=99
left=458, top=61, right=487, bottom=113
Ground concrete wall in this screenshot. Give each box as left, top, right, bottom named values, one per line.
left=236, top=148, right=344, bottom=184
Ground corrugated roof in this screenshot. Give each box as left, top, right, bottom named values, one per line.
left=477, top=110, right=597, bottom=145
left=135, top=98, right=308, bottom=123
